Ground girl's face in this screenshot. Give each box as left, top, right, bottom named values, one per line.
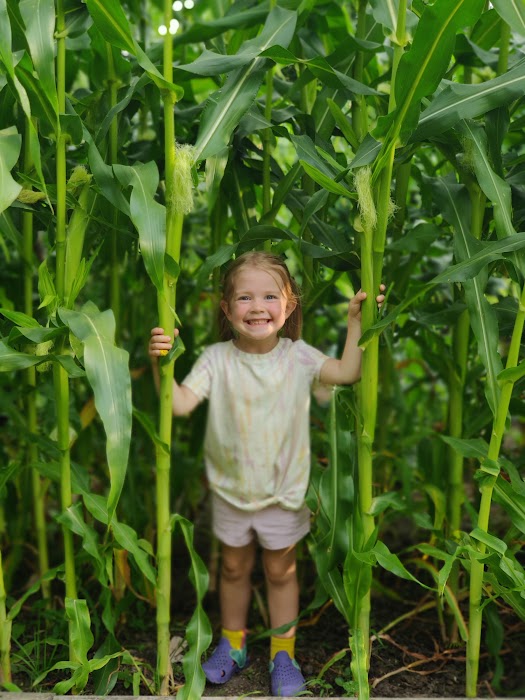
left=220, top=267, right=296, bottom=353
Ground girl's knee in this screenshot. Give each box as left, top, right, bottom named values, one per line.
left=263, top=548, right=297, bottom=586
left=221, top=544, right=255, bottom=581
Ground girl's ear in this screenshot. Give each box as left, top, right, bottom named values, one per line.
left=285, top=299, right=297, bottom=318
left=220, top=299, right=230, bottom=319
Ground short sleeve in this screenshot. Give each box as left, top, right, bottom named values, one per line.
left=293, top=339, right=329, bottom=383
left=180, top=346, right=213, bottom=401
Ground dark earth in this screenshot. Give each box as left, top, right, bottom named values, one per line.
left=10, top=508, right=525, bottom=697
left=184, top=570, right=525, bottom=698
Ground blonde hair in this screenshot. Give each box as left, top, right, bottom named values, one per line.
left=218, top=251, right=303, bottom=341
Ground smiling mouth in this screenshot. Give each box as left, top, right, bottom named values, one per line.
left=246, top=319, right=270, bottom=325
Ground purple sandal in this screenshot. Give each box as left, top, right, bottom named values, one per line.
left=202, top=636, right=248, bottom=684
left=269, top=650, right=306, bottom=696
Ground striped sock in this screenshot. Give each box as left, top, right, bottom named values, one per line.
left=222, top=627, right=246, bottom=650
left=270, top=635, right=295, bottom=660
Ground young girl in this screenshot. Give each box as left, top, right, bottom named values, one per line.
left=149, top=251, right=384, bottom=697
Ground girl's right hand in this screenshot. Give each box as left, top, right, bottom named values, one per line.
left=149, top=327, right=178, bottom=358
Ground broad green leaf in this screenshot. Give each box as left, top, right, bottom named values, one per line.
left=14, top=53, right=56, bottom=135
left=440, top=436, right=489, bottom=460
left=173, top=4, right=268, bottom=47
left=300, top=162, right=353, bottom=197
left=0, top=3, right=45, bottom=190
left=173, top=515, right=212, bottom=700
left=194, top=7, right=297, bottom=161
left=290, top=134, right=353, bottom=197
left=0, top=308, right=40, bottom=328
left=374, top=0, right=485, bottom=158
left=111, top=520, right=156, bottom=584
left=0, top=341, right=47, bottom=371
left=57, top=504, right=107, bottom=585
left=470, top=528, right=507, bottom=556
left=113, top=162, right=165, bottom=292
left=84, top=127, right=130, bottom=216
left=308, top=542, right=351, bottom=625
left=65, top=597, right=94, bottom=668
left=19, top=0, right=58, bottom=115
left=498, top=360, right=525, bottom=383
left=349, top=628, right=369, bottom=700
left=60, top=304, right=131, bottom=521
left=174, top=48, right=258, bottom=77
left=432, top=178, right=503, bottom=416
left=84, top=0, right=182, bottom=98
left=0, top=127, right=23, bottom=214
left=457, top=119, right=525, bottom=277
left=491, top=0, right=525, bottom=37
left=205, top=147, right=229, bottom=212
left=412, top=61, right=525, bottom=141
left=493, top=475, right=525, bottom=534
left=430, top=232, right=525, bottom=283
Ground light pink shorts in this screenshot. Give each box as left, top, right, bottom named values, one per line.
left=211, top=493, right=311, bottom=550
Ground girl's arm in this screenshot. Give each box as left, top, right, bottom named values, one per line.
left=319, top=287, right=385, bottom=386
left=149, top=327, right=201, bottom=416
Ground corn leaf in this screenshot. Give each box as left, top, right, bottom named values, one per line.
left=113, top=162, right=165, bottom=293
left=66, top=597, right=94, bottom=669
left=173, top=4, right=268, bottom=47
left=19, top=0, right=58, bottom=115
left=84, top=128, right=130, bottom=216
left=432, top=178, right=503, bottom=417
left=194, top=6, right=297, bottom=162
left=60, top=304, right=131, bottom=521
left=111, top=520, right=156, bottom=585
left=84, top=0, right=182, bottom=98
left=349, top=628, right=369, bottom=700
left=0, top=341, right=48, bottom=371
left=0, top=127, right=22, bottom=214
left=430, top=232, right=525, bottom=283
left=0, top=0, right=45, bottom=190
left=493, top=475, right=525, bottom=534
left=457, top=119, right=525, bottom=278
left=412, top=60, right=525, bottom=141
left=57, top=504, right=108, bottom=585
left=491, top=0, right=525, bottom=37
left=172, top=515, right=212, bottom=700
left=374, top=0, right=485, bottom=150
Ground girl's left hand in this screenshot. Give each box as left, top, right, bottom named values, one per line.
left=348, top=284, right=386, bottom=322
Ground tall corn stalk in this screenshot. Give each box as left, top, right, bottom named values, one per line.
left=466, top=282, right=525, bottom=695
left=23, top=119, right=50, bottom=600
left=0, top=549, right=10, bottom=685
left=352, top=0, right=407, bottom=678
left=156, top=0, right=185, bottom=690
left=54, top=0, right=78, bottom=622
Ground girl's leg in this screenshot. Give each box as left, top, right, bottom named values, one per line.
left=220, top=541, right=256, bottom=630
left=262, top=545, right=299, bottom=637
left=203, top=541, right=256, bottom=685
left=263, top=545, right=306, bottom=696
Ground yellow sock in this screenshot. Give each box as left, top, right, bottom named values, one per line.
left=270, top=635, right=295, bottom=660
left=222, top=628, right=245, bottom=650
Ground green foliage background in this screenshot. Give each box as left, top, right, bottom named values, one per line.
left=1, top=0, right=525, bottom=696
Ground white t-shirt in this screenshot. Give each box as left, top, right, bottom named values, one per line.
left=181, top=338, right=328, bottom=512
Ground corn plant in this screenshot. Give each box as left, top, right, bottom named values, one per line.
left=1, top=0, right=525, bottom=697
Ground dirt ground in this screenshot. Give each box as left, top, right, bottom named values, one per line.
left=191, top=574, right=525, bottom=698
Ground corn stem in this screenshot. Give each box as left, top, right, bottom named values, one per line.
left=23, top=120, right=50, bottom=600
left=351, top=0, right=369, bottom=142
left=0, top=550, right=11, bottom=685
left=466, top=282, right=525, bottom=696
left=156, top=0, right=182, bottom=691
left=107, top=43, right=121, bottom=340
left=55, top=0, right=78, bottom=657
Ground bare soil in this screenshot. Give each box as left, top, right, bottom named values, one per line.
left=191, top=572, right=525, bottom=698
